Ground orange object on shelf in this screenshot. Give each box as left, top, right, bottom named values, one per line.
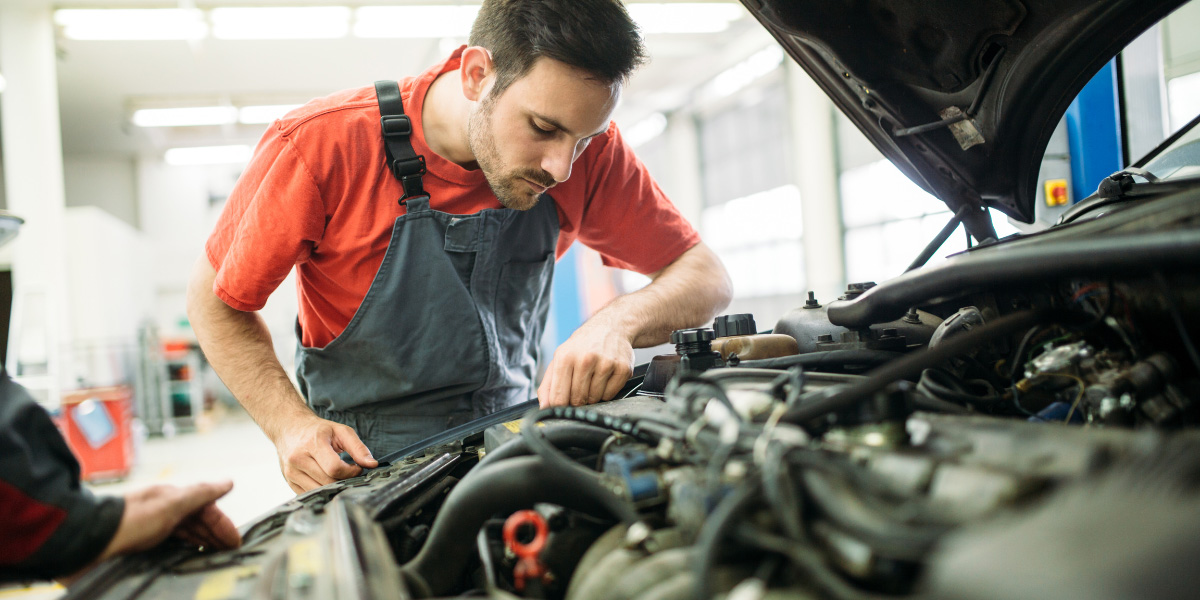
left=162, top=339, right=191, bottom=353
left=59, top=386, right=135, bottom=482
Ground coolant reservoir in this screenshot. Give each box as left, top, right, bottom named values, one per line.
left=710, top=313, right=799, bottom=361
left=711, top=334, right=799, bottom=361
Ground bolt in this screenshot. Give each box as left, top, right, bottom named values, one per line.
left=903, top=308, right=921, bottom=323
left=804, top=291, right=821, bottom=308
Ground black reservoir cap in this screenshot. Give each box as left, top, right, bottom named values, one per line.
left=713, top=314, right=757, bottom=338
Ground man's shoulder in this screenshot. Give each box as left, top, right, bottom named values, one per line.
left=275, top=85, right=381, bottom=138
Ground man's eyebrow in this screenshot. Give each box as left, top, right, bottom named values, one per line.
left=532, top=112, right=608, bottom=139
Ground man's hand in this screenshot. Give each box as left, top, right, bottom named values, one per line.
left=538, top=319, right=634, bottom=408
left=273, top=414, right=379, bottom=493
left=537, top=242, right=731, bottom=408
left=104, top=481, right=242, bottom=559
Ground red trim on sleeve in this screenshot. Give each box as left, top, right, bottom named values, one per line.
left=0, top=479, right=67, bottom=564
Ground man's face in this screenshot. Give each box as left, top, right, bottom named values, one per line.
left=468, top=57, right=621, bottom=210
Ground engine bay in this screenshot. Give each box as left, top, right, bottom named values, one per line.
left=66, top=181, right=1200, bottom=600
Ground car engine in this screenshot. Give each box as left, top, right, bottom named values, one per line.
left=68, top=187, right=1200, bottom=600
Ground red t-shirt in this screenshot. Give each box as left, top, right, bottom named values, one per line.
left=206, top=48, right=700, bottom=348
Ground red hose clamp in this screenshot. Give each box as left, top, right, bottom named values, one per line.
left=502, top=509, right=549, bottom=592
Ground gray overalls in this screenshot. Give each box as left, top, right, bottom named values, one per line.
left=293, top=81, right=558, bottom=457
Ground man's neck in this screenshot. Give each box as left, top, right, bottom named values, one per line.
left=422, top=71, right=478, bottom=169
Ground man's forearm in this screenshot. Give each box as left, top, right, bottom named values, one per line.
left=186, top=257, right=312, bottom=442
left=592, top=241, right=732, bottom=348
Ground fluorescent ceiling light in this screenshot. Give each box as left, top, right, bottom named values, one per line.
left=211, top=7, right=350, bottom=40
left=353, top=5, right=480, bottom=38
left=623, top=112, right=668, bottom=148
left=702, top=45, right=784, bottom=101
left=54, top=9, right=207, bottom=41
left=239, top=104, right=303, bottom=124
left=627, top=3, right=745, bottom=34
left=165, top=145, right=252, bottom=166
left=132, top=106, right=239, bottom=128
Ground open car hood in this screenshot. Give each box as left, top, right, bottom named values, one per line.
left=740, top=0, right=1185, bottom=225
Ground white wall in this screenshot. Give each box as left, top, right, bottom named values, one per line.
left=63, top=206, right=153, bottom=387
left=64, top=155, right=139, bottom=228
left=137, top=159, right=299, bottom=373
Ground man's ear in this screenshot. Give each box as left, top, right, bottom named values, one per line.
left=460, top=46, right=495, bottom=102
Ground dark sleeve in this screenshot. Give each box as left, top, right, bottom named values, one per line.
left=0, top=376, right=125, bottom=583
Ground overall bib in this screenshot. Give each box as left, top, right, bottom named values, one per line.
left=293, top=81, right=559, bottom=457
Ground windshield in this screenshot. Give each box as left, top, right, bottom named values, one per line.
left=1141, top=115, right=1200, bottom=182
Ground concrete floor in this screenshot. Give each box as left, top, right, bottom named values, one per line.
left=2, top=405, right=295, bottom=599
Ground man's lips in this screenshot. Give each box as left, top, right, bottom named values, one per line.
left=523, top=178, right=552, bottom=194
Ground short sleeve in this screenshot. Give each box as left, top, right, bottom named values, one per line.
left=574, top=124, right=701, bottom=275
left=205, top=126, right=327, bottom=311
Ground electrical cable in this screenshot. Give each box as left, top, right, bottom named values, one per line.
left=782, top=310, right=1051, bottom=427
left=730, top=526, right=886, bottom=600
left=736, top=350, right=901, bottom=371
left=692, top=478, right=762, bottom=600
left=475, top=422, right=615, bottom=470
left=1154, top=272, right=1200, bottom=374
left=1055, top=373, right=1087, bottom=424
left=672, top=374, right=743, bottom=422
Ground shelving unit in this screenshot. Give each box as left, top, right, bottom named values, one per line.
left=160, top=341, right=204, bottom=435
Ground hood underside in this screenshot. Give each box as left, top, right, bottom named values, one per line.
left=741, top=0, right=1184, bottom=225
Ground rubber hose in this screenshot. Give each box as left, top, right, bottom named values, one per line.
left=477, top=423, right=614, bottom=469
left=632, top=571, right=697, bottom=600
left=399, top=456, right=633, bottom=597
left=606, top=548, right=694, bottom=600
left=801, top=469, right=944, bottom=560
left=782, top=310, right=1049, bottom=426
left=737, top=350, right=901, bottom=371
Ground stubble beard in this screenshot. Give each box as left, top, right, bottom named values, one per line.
left=467, top=94, right=554, bottom=211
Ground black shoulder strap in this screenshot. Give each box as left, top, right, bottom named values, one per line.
left=374, top=80, right=428, bottom=205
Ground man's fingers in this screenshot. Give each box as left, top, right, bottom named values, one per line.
left=284, top=455, right=334, bottom=491
left=171, top=481, right=234, bottom=518
left=538, top=367, right=556, bottom=408
left=549, top=361, right=574, bottom=407
left=602, top=364, right=630, bottom=401
left=288, top=468, right=324, bottom=493
left=312, top=442, right=363, bottom=481
left=569, top=356, right=596, bottom=407
left=190, top=504, right=242, bottom=550
left=332, top=426, right=378, bottom=469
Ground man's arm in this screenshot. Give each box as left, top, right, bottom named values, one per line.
left=537, top=241, right=731, bottom=407
left=186, top=256, right=377, bottom=493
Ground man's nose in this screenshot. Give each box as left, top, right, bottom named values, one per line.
left=541, top=140, right=575, bottom=183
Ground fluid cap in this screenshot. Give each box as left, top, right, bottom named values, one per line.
left=713, top=313, right=757, bottom=338
left=671, top=328, right=715, bottom=347
left=841, top=281, right=877, bottom=300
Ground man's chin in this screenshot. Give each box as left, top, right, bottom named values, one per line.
left=497, top=192, right=541, bottom=211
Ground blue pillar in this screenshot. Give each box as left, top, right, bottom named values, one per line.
left=1064, top=60, right=1123, bottom=203
left=549, top=245, right=585, bottom=346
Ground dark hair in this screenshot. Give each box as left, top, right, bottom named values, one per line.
left=469, top=0, right=647, bottom=96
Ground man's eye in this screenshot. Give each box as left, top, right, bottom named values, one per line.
left=532, top=123, right=555, bottom=135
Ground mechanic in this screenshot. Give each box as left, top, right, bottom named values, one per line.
left=0, top=373, right=241, bottom=584
left=187, top=0, right=732, bottom=494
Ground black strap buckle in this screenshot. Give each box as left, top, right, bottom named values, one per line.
left=381, top=115, right=412, bottom=138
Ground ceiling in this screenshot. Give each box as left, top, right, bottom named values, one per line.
left=5, top=1, right=775, bottom=160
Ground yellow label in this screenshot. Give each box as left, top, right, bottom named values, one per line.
left=288, top=539, right=321, bottom=576
left=194, top=565, right=260, bottom=600
left=1044, top=178, right=1069, bottom=206
left=503, top=420, right=522, bottom=433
